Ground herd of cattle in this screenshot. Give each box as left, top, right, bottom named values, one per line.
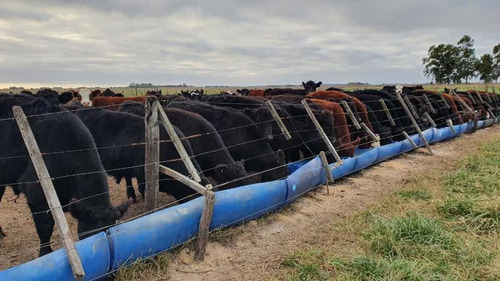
left=0, top=81, right=499, bottom=259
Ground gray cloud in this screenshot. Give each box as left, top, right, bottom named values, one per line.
left=0, top=0, right=498, bottom=87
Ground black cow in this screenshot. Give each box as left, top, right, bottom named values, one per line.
left=200, top=95, right=276, bottom=140
left=180, top=89, right=204, bottom=101
left=117, top=102, right=255, bottom=189
left=73, top=106, right=210, bottom=203
left=265, top=95, right=339, bottom=163
left=167, top=101, right=288, bottom=182
left=264, top=80, right=322, bottom=96
left=236, top=89, right=250, bottom=96
left=0, top=94, right=131, bottom=256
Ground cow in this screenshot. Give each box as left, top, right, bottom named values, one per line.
left=200, top=95, right=276, bottom=140
left=307, top=98, right=361, bottom=156
left=0, top=93, right=131, bottom=256
left=347, top=90, right=407, bottom=142
left=236, top=89, right=250, bottom=96
left=118, top=101, right=256, bottom=189
left=146, top=90, right=162, bottom=96
left=92, top=96, right=146, bottom=111
left=180, top=89, right=205, bottom=101
left=167, top=101, right=289, bottom=182
left=73, top=105, right=212, bottom=202
left=265, top=95, right=340, bottom=162
left=307, top=91, right=375, bottom=149
left=326, top=87, right=345, bottom=92
left=264, top=80, right=322, bottom=96
left=249, top=89, right=266, bottom=97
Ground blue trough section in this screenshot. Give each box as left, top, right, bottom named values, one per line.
left=0, top=118, right=496, bottom=281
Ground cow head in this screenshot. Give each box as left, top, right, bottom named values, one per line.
left=244, top=107, right=274, bottom=140
left=78, top=88, right=92, bottom=107
left=214, top=161, right=248, bottom=186
left=237, top=89, right=250, bottom=96
left=302, top=80, right=322, bottom=93
left=69, top=199, right=132, bottom=239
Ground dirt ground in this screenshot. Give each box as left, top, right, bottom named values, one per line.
left=165, top=126, right=500, bottom=281
left=0, top=177, right=176, bottom=270
left=0, top=126, right=499, bottom=276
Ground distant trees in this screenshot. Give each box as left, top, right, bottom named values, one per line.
left=422, top=35, right=499, bottom=84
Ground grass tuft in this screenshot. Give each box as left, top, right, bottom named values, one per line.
left=396, top=190, right=432, bottom=200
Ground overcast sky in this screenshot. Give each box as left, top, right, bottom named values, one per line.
left=0, top=0, right=498, bottom=87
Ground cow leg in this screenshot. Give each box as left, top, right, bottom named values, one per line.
left=125, top=177, right=137, bottom=203
left=0, top=186, right=5, bottom=203
left=31, top=210, right=55, bottom=256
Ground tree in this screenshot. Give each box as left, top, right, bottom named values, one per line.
left=455, top=35, right=478, bottom=83
left=476, top=54, right=494, bottom=83
left=493, top=44, right=500, bottom=83
left=422, top=44, right=459, bottom=84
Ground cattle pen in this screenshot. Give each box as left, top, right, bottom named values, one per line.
left=0, top=87, right=499, bottom=281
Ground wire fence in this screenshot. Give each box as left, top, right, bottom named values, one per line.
left=0, top=90, right=497, bottom=272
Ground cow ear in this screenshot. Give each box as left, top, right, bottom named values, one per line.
left=302, top=82, right=306, bottom=88
left=237, top=89, right=241, bottom=93
left=200, top=89, right=204, bottom=94
left=276, top=150, right=286, bottom=165
left=316, top=81, right=322, bottom=88
left=69, top=201, right=95, bottom=222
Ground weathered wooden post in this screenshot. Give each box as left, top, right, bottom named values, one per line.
left=475, top=91, right=485, bottom=104
left=379, top=99, right=396, bottom=126
left=158, top=165, right=214, bottom=261
left=403, top=95, right=419, bottom=119
left=395, top=88, right=433, bottom=154
left=144, top=97, right=160, bottom=212
left=157, top=105, right=202, bottom=182
left=266, top=100, right=292, bottom=140
left=465, top=92, right=477, bottom=105
left=423, top=94, right=436, bottom=114
left=423, top=112, right=437, bottom=128
left=13, top=106, right=85, bottom=280
left=319, top=151, right=333, bottom=195
left=340, top=100, right=361, bottom=130
left=438, top=92, right=451, bottom=109
left=446, top=119, right=456, bottom=134
left=402, top=131, right=418, bottom=149
left=449, top=89, right=473, bottom=112
left=301, top=100, right=343, bottom=163
left=360, top=122, right=380, bottom=143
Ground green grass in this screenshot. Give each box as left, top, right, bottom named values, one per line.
left=282, top=139, right=500, bottom=281
left=396, top=190, right=432, bottom=200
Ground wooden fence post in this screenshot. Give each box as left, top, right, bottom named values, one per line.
left=158, top=165, right=214, bottom=261
left=438, top=92, right=451, bottom=109
left=395, top=90, right=433, bottom=154
left=423, top=112, right=437, bottom=128
left=157, top=105, right=202, bottom=182
left=360, top=122, right=380, bottom=143
left=266, top=100, right=292, bottom=140
left=12, top=106, right=85, bottom=280
left=449, top=89, right=473, bottom=112
left=144, top=98, right=160, bottom=212
left=379, top=99, right=396, bottom=126
left=319, top=151, right=333, bottom=195
left=423, top=94, right=436, bottom=114
left=301, top=100, right=343, bottom=164
left=402, top=131, right=418, bottom=149
left=340, top=100, right=361, bottom=130
left=475, top=92, right=485, bottom=104
left=446, top=119, right=456, bottom=134
left=403, top=95, right=419, bottom=119
left=465, top=92, right=477, bottom=105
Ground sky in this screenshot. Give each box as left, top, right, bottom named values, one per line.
left=0, top=0, right=498, bottom=88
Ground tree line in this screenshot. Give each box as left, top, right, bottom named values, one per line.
left=422, top=35, right=500, bottom=84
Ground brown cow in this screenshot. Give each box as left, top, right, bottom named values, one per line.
left=308, top=98, right=360, bottom=157
left=307, top=91, right=374, bottom=148
left=92, top=96, right=146, bottom=111
left=249, top=89, right=265, bottom=97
